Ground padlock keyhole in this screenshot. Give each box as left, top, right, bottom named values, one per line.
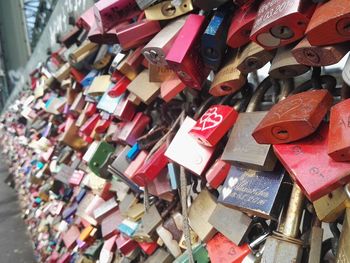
left=220, top=85, right=232, bottom=92
left=272, top=126, right=289, bottom=140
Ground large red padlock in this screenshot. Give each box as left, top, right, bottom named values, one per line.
left=306, top=0, right=350, bottom=46
left=274, top=123, right=350, bottom=201
left=252, top=89, right=333, bottom=145
left=328, top=91, right=350, bottom=161
left=250, top=0, right=316, bottom=50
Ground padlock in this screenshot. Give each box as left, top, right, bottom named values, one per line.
left=92, top=45, right=111, bottom=70
left=144, top=0, right=193, bottom=21
left=108, top=76, right=131, bottom=98
left=207, top=232, right=268, bottom=263
left=237, top=42, right=275, bottom=74
left=200, top=5, right=232, bottom=71
left=101, top=210, right=122, bottom=239
left=250, top=0, right=316, bottom=50
left=205, top=159, right=230, bottom=189
left=69, top=40, right=99, bottom=65
left=173, top=243, right=209, bottom=263
left=166, top=14, right=209, bottom=90
left=261, top=184, right=304, bottom=263
left=165, top=116, right=215, bottom=176
left=125, top=150, right=148, bottom=185
left=160, top=76, right=186, bottom=102
left=118, top=218, right=140, bottom=236
left=118, top=47, right=144, bottom=81
left=222, top=77, right=288, bottom=171
left=147, top=170, right=174, bottom=201
left=144, top=248, right=174, bottom=263
left=127, top=70, right=160, bottom=104
left=292, top=37, right=350, bottom=67
left=328, top=84, right=350, bottom=161
left=113, top=94, right=136, bottom=122
left=60, top=26, right=83, bottom=48
left=93, top=197, right=119, bottom=222
left=86, top=75, right=111, bottom=96
left=156, top=212, right=183, bottom=257
left=273, top=123, right=350, bottom=201
left=76, top=6, right=95, bottom=31
left=219, top=164, right=289, bottom=220
left=116, top=19, right=161, bottom=50
left=209, top=51, right=246, bottom=97
left=269, top=44, right=310, bottom=79
left=115, top=112, right=150, bottom=146
left=62, top=225, right=80, bottom=250
left=208, top=203, right=253, bottom=245
left=132, top=144, right=169, bottom=186
left=306, top=0, right=350, bottom=46
left=88, top=141, right=115, bottom=178
left=188, top=189, right=217, bottom=242
left=253, top=89, right=333, bottom=145
left=142, top=16, right=187, bottom=67
left=227, top=3, right=259, bottom=49
left=189, top=104, right=239, bottom=147
left=313, top=185, right=350, bottom=223
left=97, top=88, right=123, bottom=115
left=148, top=64, right=176, bottom=83
left=60, top=117, right=87, bottom=150
left=192, top=0, right=229, bottom=11
left=53, top=63, right=71, bottom=83
left=335, top=185, right=350, bottom=262
left=93, top=0, right=141, bottom=33
left=135, top=0, right=158, bottom=10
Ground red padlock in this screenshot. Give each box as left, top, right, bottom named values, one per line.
left=116, top=19, right=161, bottom=50
left=328, top=94, right=350, bottom=161
left=274, top=123, right=350, bottom=201
left=115, top=234, right=138, bottom=255
left=133, top=144, right=168, bottom=186
left=93, top=0, right=141, bottom=32
left=306, top=0, right=350, bottom=46
left=250, top=0, right=316, bottom=50
left=166, top=14, right=209, bottom=90
left=125, top=150, right=148, bottom=186
left=226, top=2, right=259, bottom=48
left=108, top=77, right=131, bottom=97
left=76, top=6, right=95, bottom=31
left=205, top=159, right=230, bottom=189
left=79, top=113, right=101, bottom=138
left=113, top=95, right=136, bottom=122
left=189, top=105, right=238, bottom=147
left=116, top=112, right=150, bottom=145
left=252, top=89, right=333, bottom=144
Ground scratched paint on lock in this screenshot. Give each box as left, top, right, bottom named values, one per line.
left=218, top=164, right=286, bottom=219
left=274, top=123, right=350, bottom=201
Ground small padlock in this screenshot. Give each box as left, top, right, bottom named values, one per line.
left=189, top=104, right=238, bottom=147
left=205, top=159, right=230, bottom=189
left=76, top=6, right=95, bottom=31
left=118, top=47, right=144, bottom=81
left=250, top=0, right=316, bottom=50
left=101, top=210, right=122, bottom=239
left=166, top=14, right=209, bottom=90
left=237, top=42, right=275, bottom=74
left=144, top=0, right=193, bottom=21
left=93, top=0, right=141, bottom=32
left=160, top=76, right=186, bottom=102
left=148, top=64, right=176, bottom=83
left=60, top=26, right=82, bottom=48
left=226, top=2, right=259, bottom=48
left=208, top=203, right=253, bottom=245
left=92, top=45, right=112, bottom=69
left=116, top=19, right=161, bottom=50
left=274, top=123, right=350, bottom=201
left=200, top=5, right=232, bottom=71
left=127, top=70, right=160, bottom=104
left=269, top=44, right=310, bottom=79
left=188, top=189, right=217, bottom=243
left=88, top=141, right=115, bottom=178
left=306, top=0, right=350, bottom=46
left=292, top=37, right=350, bottom=67
left=209, top=51, right=246, bottom=97
left=253, top=89, right=333, bottom=144
left=142, top=16, right=187, bottom=67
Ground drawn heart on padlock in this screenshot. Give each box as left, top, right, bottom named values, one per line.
left=193, top=107, right=223, bottom=131
left=221, top=176, right=238, bottom=199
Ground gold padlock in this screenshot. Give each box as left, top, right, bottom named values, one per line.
left=145, top=0, right=193, bottom=21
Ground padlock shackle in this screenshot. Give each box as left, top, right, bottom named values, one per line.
left=291, top=75, right=336, bottom=95
left=246, top=77, right=273, bottom=113
left=282, top=184, right=304, bottom=238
